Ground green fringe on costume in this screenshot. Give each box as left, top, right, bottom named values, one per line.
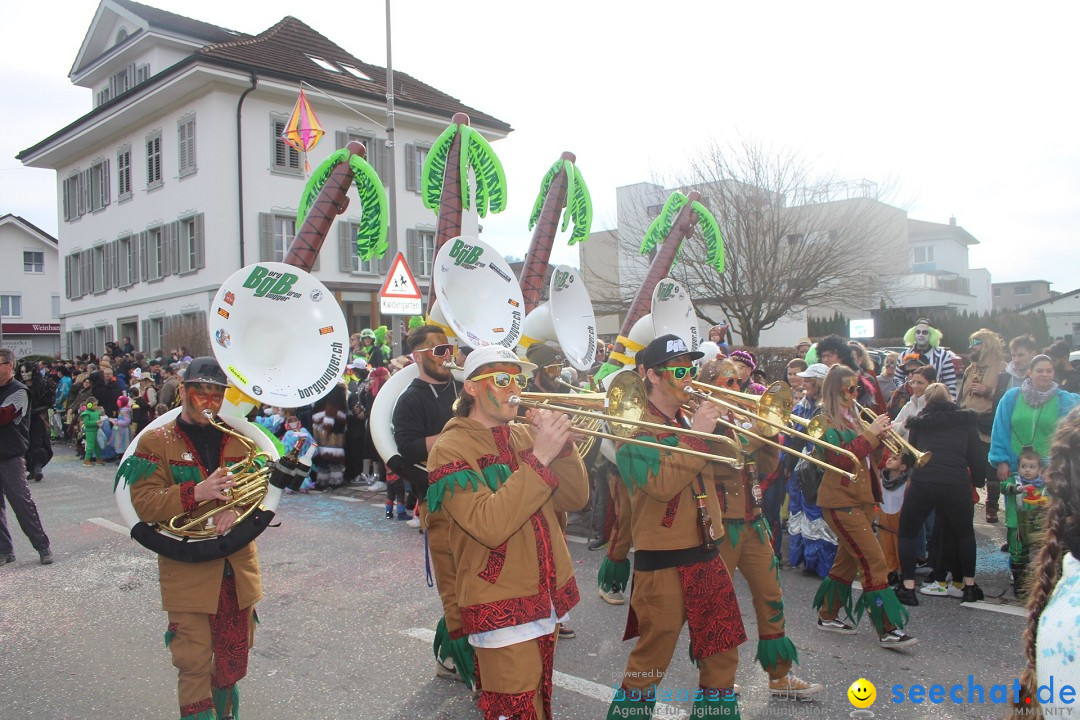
left=164, top=627, right=176, bottom=648
left=755, top=635, right=798, bottom=674
left=113, top=454, right=158, bottom=491
left=212, top=685, right=239, bottom=720
left=616, top=436, right=679, bottom=496
left=170, top=464, right=203, bottom=485
left=691, top=691, right=740, bottom=718
left=765, top=599, right=784, bottom=624
left=432, top=617, right=477, bottom=689
left=812, top=576, right=855, bottom=623
left=722, top=517, right=771, bottom=549
left=598, top=556, right=631, bottom=593
left=180, top=709, right=216, bottom=720
left=433, top=616, right=451, bottom=661
left=427, top=464, right=512, bottom=512
left=607, top=691, right=656, bottom=719
left=854, top=587, right=910, bottom=633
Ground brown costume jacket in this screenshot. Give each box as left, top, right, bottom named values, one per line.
left=129, top=420, right=263, bottom=614
left=815, top=425, right=884, bottom=509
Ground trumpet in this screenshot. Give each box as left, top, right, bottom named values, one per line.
left=685, top=387, right=857, bottom=481
left=690, top=380, right=862, bottom=476
left=856, top=402, right=932, bottom=468
left=512, top=372, right=744, bottom=468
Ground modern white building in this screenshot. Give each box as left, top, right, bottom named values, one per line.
left=581, top=179, right=992, bottom=346
left=1018, top=288, right=1080, bottom=347
left=17, top=0, right=509, bottom=358
left=0, top=214, right=61, bottom=357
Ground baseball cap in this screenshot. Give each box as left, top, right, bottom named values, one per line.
left=796, top=363, right=829, bottom=379
left=640, top=334, right=703, bottom=369
left=525, top=343, right=565, bottom=368
left=463, top=346, right=537, bottom=379
left=348, top=358, right=368, bottom=370
left=182, top=357, right=228, bottom=387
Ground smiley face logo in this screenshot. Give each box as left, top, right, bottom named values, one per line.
left=848, top=678, right=877, bottom=708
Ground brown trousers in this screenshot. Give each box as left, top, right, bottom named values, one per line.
left=820, top=504, right=893, bottom=627
left=167, top=576, right=255, bottom=715
left=620, top=566, right=739, bottom=693
left=716, top=520, right=790, bottom=679
left=420, top=501, right=464, bottom=637
left=474, top=632, right=557, bottom=720
left=608, top=472, right=633, bottom=563
left=876, top=509, right=900, bottom=574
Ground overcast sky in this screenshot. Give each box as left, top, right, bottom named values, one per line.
left=4, top=1, right=1079, bottom=290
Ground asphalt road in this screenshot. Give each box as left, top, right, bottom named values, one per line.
left=0, top=447, right=1033, bottom=720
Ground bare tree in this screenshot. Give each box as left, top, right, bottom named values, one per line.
left=591, top=141, right=907, bottom=346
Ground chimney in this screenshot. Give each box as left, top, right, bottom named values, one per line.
left=949, top=216, right=956, bottom=226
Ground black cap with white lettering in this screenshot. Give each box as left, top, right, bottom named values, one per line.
left=640, top=334, right=704, bottom=369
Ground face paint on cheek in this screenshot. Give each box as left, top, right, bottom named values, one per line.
left=485, top=388, right=500, bottom=409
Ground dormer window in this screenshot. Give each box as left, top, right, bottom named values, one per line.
left=116, top=28, right=128, bottom=45
left=341, top=64, right=372, bottom=81
left=307, top=56, right=340, bottom=73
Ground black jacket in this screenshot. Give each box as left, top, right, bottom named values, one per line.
left=905, top=400, right=987, bottom=487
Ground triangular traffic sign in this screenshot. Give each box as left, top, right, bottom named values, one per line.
left=379, top=252, right=422, bottom=299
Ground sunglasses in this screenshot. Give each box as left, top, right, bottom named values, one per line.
left=470, top=371, right=527, bottom=389
left=657, top=365, right=699, bottom=380
left=842, top=383, right=860, bottom=395
left=542, top=363, right=563, bottom=378
left=418, top=343, right=454, bottom=357
left=969, top=339, right=983, bottom=347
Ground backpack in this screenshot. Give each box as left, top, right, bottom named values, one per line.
left=795, top=454, right=825, bottom=504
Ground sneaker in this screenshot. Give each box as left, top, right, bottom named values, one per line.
left=96, top=459, right=106, bottom=466
left=768, top=673, right=824, bottom=701
left=1, top=554, right=14, bottom=565
left=887, top=571, right=901, bottom=588
left=435, top=658, right=457, bottom=679
left=39, top=550, right=53, bottom=565
left=406, top=516, right=422, bottom=528
left=587, top=537, right=608, bottom=551
left=895, top=586, right=920, bottom=606
left=83, top=460, right=92, bottom=466
left=598, top=587, right=625, bottom=605
left=920, top=582, right=949, bottom=597
left=396, top=513, right=410, bottom=521
left=985, top=507, right=999, bottom=524
left=816, top=618, right=857, bottom=635
left=558, top=626, right=576, bottom=639
left=368, top=481, right=387, bottom=493
left=961, top=584, right=985, bottom=603
left=946, top=583, right=965, bottom=598
left=879, top=629, right=918, bottom=649
left=385, top=507, right=393, bottom=519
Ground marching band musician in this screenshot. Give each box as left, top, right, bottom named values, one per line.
left=426, top=345, right=588, bottom=720
left=606, top=335, right=746, bottom=720
left=390, top=325, right=473, bottom=687
left=122, top=357, right=261, bottom=720
left=696, top=361, right=825, bottom=701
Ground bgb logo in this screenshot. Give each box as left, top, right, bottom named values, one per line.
left=448, top=238, right=484, bottom=268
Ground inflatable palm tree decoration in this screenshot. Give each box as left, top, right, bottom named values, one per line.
left=598, top=190, right=725, bottom=381
left=421, top=112, right=508, bottom=306
left=286, top=141, right=388, bottom=272
left=519, top=151, right=593, bottom=313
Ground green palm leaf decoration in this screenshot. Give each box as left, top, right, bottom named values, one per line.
left=567, top=164, right=593, bottom=245
left=640, top=192, right=690, bottom=255
left=421, top=124, right=458, bottom=210
left=295, top=149, right=388, bottom=261
left=691, top=200, right=726, bottom=273
left=528, top=160, right=562, bottom=229
left=464, top=125, right=507, bottom=217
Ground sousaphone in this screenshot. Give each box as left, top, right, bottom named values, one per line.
left=621, top=277, right=700, bottom=365
left=518, top=264, right=598, bottom=372
left=432, top=236, right=525, bottom=349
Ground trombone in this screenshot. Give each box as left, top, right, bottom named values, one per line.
left=855, top=402, right=932, bottom=468
left=689, top=380, right=862, bottom=479
left=512, top=372, right=744, bottom=468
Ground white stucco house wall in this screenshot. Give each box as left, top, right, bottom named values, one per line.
left=0, top=214, right=62, bottom=357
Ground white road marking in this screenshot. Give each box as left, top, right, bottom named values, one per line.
left=87, top=517, right=129, bottom=535
left=961, top=601, right=1027, bottom=617
left=326, top=495, right=362, bottom=503
left=566, top=535, right=588, bottom=544
left=402, top=627, right=687, bottom=718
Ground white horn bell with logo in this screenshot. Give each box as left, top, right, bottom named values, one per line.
left=518, top=265, right=598, bottom=372
left=432, top=236, right=525, bottom=349
left=651, top=277, right=699, bottom=351
left=208, top=261, right=349, bottom=407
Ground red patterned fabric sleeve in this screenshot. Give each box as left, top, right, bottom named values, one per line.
left=823, top=433, right=874, bottom=472
left=520, top=449, right=560, bottom=490
left=179, top=482, right=199, bottom=513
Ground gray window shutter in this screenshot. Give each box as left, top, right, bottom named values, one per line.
left=139, top=231, right=149, bottom=281
left=141, top=320, right=149, bottom=353
left=378, top=254, right=390, bottom=275
left=81, top=250, right=92, bottom=296
left=64, top=255, right=72, bottom=298
left=168, top=222, right=179, bottom=275
left=111, top=240, right=120, bottom=288
left=103, top=243, right=113, bottom=290
left=258, top=213, right=273, bottom=261
left=338, top=222, right=353, bottom=272
left=131, top=236, right=140, bottom=285
left=372, top=138, right=389, bottom=184
left=195, top=214, right=206, bottom=269
left=102, top=159, right=111, bottom=207
left=406, top=229, right=418, bottom=271
left=335, top=131, right=346, bottom=150
left=404, top=144, right=417, bottom=191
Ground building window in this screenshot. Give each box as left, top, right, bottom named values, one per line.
left=51, top=294, right=60, bottom=319
left=66, top=253, right=83, bottom=299
left=178, top=115, right=197, bottom=177
left=148, top=317, right=164, bottom=353
left=993, top=287, right=1002, bottom=297
left=23, top=251, right=44, bottom=273
left=0, top=295, right=21, bottom=318
left=646, top=204, right=663, bottom=218
left=144, top=226, right=167, bottom=281
left=407, top=228, right=436, bottom=277
left=339, top=221, right=385, bottom=274
left=117, top=235, right=138, bottom=287
left=341, top=64, right=372, bottom=81
left=177, top=214, right=205, bottom=273
left=272, top=216, right=294, bottom=262
left=109, top=63, right=134, bottom=98
left=1015, top=284, right=1032, bottom=296
left=271, top=116, right=301, bottom=173
left=117, top=145, right=132, bottom=201
left=146, top=131, right=163, bottom=189
left=89, top=159, right=110, bottom=211
left=92, top=245, right=107, bottom=293
left=307, top=55, right=340, bottom=72
left=913, top=245, right=934, bottom=264
left=337, top=130, right=386, bottom=180
left=404, top=143, right=430, bottom=192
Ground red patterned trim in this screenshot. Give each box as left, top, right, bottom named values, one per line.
left=180, top=698, right=214, bottom=717
left=170, top=459, right=200, bottom=467
left=133, top=450, right=159, bottom=463
left=476, top=453, right=500, bottom=470
left=491, top=425, right=518, bottom=469
left=448, top=626, right=467, bottom=641
left=661, top=494, right=680, bottom=527
left=823, top=433, right=873, bottom=475
left=759, top=632, right=785, bottom=641
left=180, top=482, right=198, bottom=512
left=520, top=449, right=559, bottom=490
left=478, top=689, right=539, bottom=720
left=478, top=542, right=508, bottom=584
left=429, top=459, right=471, bottom=486
left=538, top=632, right=555, bottom=720
left=862, top=581, right=891, bottom=592
left=680, top=556, right=747, bottom=659
left=460, top=577, right=581, bottom=634
left=827, top=573, right=853, bottom=585
left=827, top=509, right=873, bottom=583
left=552, top=576, right=581, bottom=617
left=556, top=443, right=575, bottom=459
left=682, top=434, right=709, bottom=454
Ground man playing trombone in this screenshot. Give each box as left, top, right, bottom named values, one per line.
left=426, top=346, right=588, bottom=720
left=606, top=334, right=746, bottom=720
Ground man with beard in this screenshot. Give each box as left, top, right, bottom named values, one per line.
left=893, top=318, right=957, bottom=398
left=391, top=325, right=473, bottom=686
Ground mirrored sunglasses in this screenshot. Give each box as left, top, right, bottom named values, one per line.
left=657, top=365, right=699, bottom=380
left=843, top=383, right=860, bottom=395
left=470, top=371, right=528, bottom=389
left=542, top=363, right=563, bottom=377
left=419, top=343, right=454, bottom=357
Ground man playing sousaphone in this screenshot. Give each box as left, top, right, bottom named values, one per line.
left=607, top=334, right=746, bottom=720
left=123, top=357, right=261, bottom=720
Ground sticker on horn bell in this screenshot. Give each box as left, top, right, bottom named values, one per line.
left=319, top=326, right=334, bottom=335
left=217, top=308, right=230, bottom=319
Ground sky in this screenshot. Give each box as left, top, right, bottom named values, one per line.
left=3, top=1, right=1080, bottom=290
